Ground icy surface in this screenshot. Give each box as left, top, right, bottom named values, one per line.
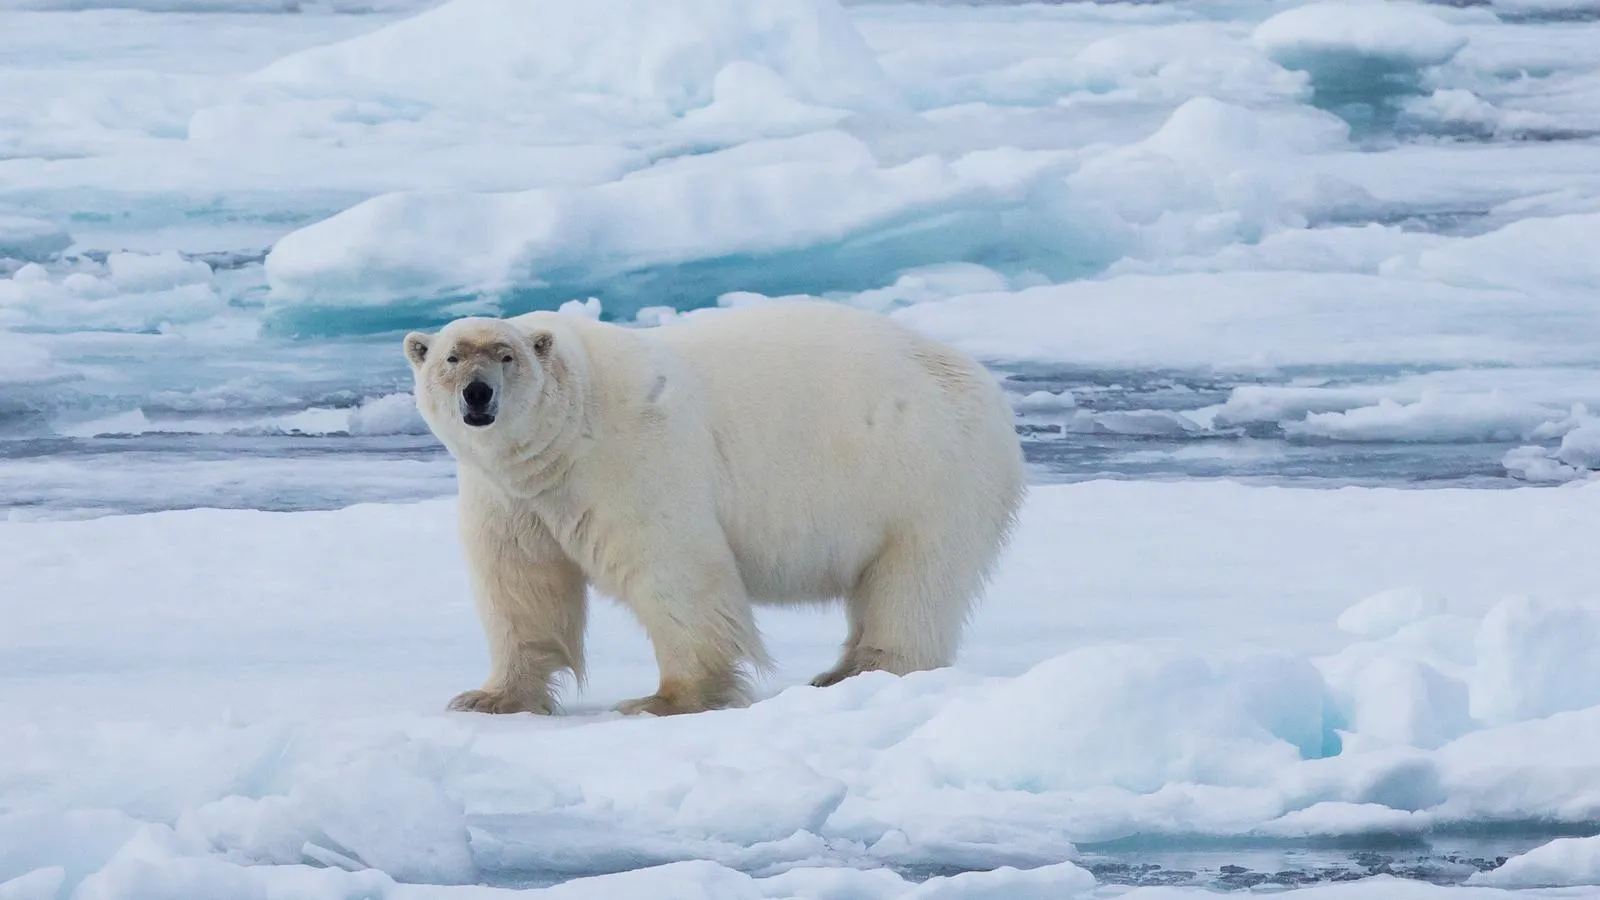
left=8, top=482, right=1600, bottom=895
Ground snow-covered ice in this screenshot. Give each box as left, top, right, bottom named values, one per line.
left=9, top=0, right=1600, bottom=894
left=9, top=481, right=1600, bottom=896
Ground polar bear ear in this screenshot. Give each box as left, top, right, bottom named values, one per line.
left=403, top=332, right=432, bottom=368
left=529, top=331, right=554, bottom=358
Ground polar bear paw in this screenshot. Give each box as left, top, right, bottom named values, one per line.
left=447, top=688, right=551, bottom=715
left=810, top=646, right=919, bottom=688
left=615, top=672, right=749, bottom=716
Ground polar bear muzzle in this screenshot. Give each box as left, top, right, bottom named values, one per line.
left=461, top=379, right=498, bottom=427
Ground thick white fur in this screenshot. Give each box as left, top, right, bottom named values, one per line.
left=405, top=300, right=1026, bottom=716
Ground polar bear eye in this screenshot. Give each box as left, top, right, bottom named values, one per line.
left=446, top=355, right=459, bottom=364
left=501, top=354, right=514, bottom=364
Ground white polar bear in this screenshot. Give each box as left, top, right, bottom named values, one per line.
left=405, top=299, right=1026, bottom=717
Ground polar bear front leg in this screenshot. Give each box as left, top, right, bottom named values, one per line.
left=450, top=473, right=588, bottom=715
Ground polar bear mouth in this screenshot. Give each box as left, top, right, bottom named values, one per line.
left=463, top=411, right=496, bottom=427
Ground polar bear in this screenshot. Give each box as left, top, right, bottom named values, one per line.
left=404, top=300, right=1026, bottom=717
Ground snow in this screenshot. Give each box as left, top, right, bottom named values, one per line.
left=8, top=481, right=1600, bottom=894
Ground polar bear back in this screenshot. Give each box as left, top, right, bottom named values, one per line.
left=519, top=301, right=1025, bottom=606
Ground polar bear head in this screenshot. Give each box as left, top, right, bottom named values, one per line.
left=403, top=316, right=567, bottom=459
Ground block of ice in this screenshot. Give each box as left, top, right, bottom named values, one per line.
left=1471, top=835, right=1600, bottom=888
left=1337, top=588, right=1449, bottom=640
left=1253, top=2, right=1467, bottom=74
left=263, top=136, right=1071, bottom=315
left=1557, top=421, right=1600, bottom=469
left=1471, top=596, right=1600, bottom=725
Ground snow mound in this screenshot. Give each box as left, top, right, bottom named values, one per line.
left=246, top=0, right=900, bottom=124
left=1557, top=420, right=1600, bottom=469
left=1502, top=445, right=1586, bottom=484
left=886, top=646, right=1327, bottom=794
left=1382, top=212, right=1600, bottom=298
left=1253, top=2, right=1467, bottom=73
left=1337, top=588, right=1448, bottom=640
left=1502, top=410, right=1600, bottom=483
left=1472, top=835, right=1600, bottom=888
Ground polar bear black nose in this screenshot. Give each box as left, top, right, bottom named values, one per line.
left=463, top=380, right=494, bottom=409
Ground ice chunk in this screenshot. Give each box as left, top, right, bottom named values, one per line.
left=1337, top=588, right=1448, bottom=640
left=1139, top=96, right=1352, bottom=163
left=0, top=254, right=225, bottom=333
left=1010, top=389, right=1076, bottom=414
left=1557, top=421, right=1600, bottom=469
left=1472, top=596, right=1600, bottom=725
left=882, top=646, right=1326, bottom=795
left=263, top=137, right=1071, bottom=316
left=1253, top=2, right=1467, bottom=105
left=558, top=297, right=604, bottom=320
left=347, top=393, right=428, bottom=437
left=1503, top=445, right=1585, bottom=484
left=673, top=763, right=847, bottom=844
left=1471, top=835, right=1600, bottom=888
left=1398, top=88, right=1566, bottom=142
left=1283, top=392, right=1566, bottom=443
left=182, top=757, right=477, bottom=885
left=104, top=251, right=213, bottom=293
left=1320, top=653, right=1473, bottom=750
left=1253, top=802, right=1432, bottom=839
left=906, top=861, right=1096, bottom=900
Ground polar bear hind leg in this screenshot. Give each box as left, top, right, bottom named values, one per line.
left=810, top=530, right=988, bottom=688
